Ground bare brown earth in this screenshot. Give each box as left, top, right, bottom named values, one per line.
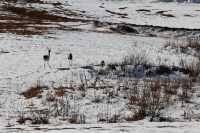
left=1, top=1, right=200, bottom=37
left=0, top=1, right=91, bottom=36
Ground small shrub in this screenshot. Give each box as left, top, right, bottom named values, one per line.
left=31, top=110, right=50, bottom=124
left=17, top=117, right=32, bottom=124
left=180, top=79, right=193, bottom=101
left=17, top=109, right=50, bottom=125
left=68, top=114, right=85, bottom=124
left=31, top=117, right=49, bottom=124
left=127, top=79, right=165, bottom=121
left=92, top=96, right=103, bottom=103
left=150, top=116, right=175, bottom=122
left=165, top=38, right=200, bottom=51
left=122, top=50, right=148, bottom=67
left=179, top=57, right=200, bottom=77
left=46, top=92, right=56, bottom=102
left=129, top=96, right=140, bottom=105
left=106, top=63, right=117, bottom=71
left=162, top=80, right=180, bottom=103
left=155, top=65, right=172, bottom=75
left=54, top=87, right=65, bottom=97
left=108, top=114, right=120, bottom=123
left=97, top=113, right=107, bottom=122
left=125, top=114, right=144, bottom=121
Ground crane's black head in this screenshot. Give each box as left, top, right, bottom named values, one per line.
left=48, top=49, right=51, bottom=56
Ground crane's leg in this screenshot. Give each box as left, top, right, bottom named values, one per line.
left=68, top=60, right=71, bottom=67
left=69, top=60, right=73, bottom=67
left=44, top=61, right=46, bottom=69
left=47, top=61, right=51, bottom=69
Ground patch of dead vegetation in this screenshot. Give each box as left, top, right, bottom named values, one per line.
left=22, top=85, right=48, bottom=99
left=54, top=86, right=66, bottom=97
left=0, top=19, right=50, bottom=35
left=3, top=0, right=45, bottom=4
left=2, top=6, right=69, bottom=22
left=0, top=4, right=90, bottom=35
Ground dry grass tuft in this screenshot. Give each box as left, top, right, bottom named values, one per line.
left=54, top=87, right=65, bottom=97
left=165, top=38, right=200, bottom=51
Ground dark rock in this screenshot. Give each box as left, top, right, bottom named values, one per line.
left=111, top=24, right=139, bottom=34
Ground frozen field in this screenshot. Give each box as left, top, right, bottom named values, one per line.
left=2, top=122, right=200, bottom=133
left=65, top=0, right=200, bottom=28
left=0, top=0, right=200, bottom=132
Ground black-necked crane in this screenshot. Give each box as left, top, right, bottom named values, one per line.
left=43, top=49, right=51, bottom=68
left=100, top=60, right=105, bottom=68
left=68, top=53, right=73, bottom=67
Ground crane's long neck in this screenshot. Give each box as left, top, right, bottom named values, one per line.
left=48, top=51, right=51, bottom=57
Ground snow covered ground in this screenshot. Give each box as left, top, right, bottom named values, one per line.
left=0, top=0, right=200, bottom=132
left=2, top=122, right=200, bottom=133
left=65, top=0, right=200, bottom=29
